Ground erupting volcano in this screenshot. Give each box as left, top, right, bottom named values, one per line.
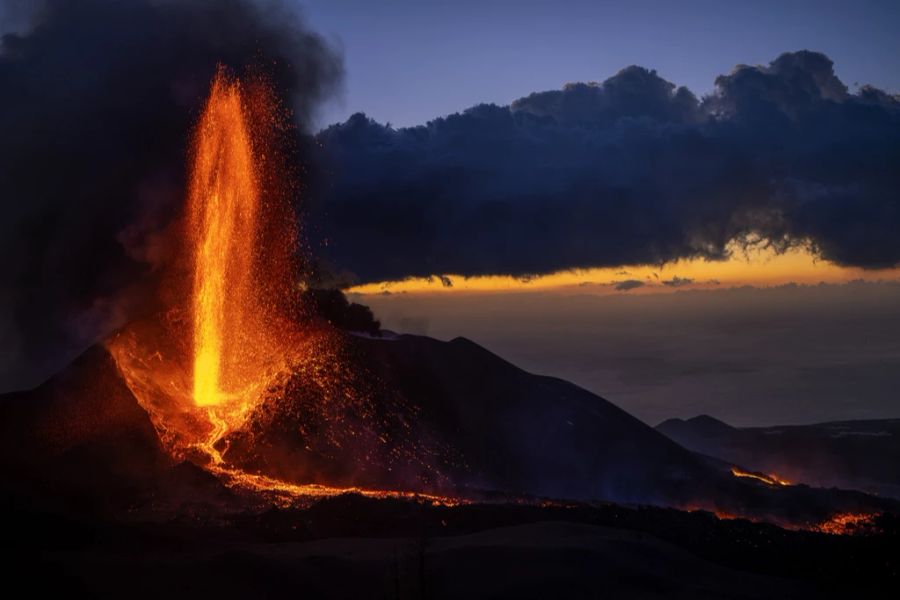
left=188, top=71, right=264, bottom=410
left=103, top=71, right=454, bottom=506
left=4, top=74, right=898, bottom=598
left=96, top=72, right=371, bottom=504
left=4, top=3, right=900, bottom=594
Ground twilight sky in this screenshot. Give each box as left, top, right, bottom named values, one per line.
left=303, top=0, right=900, bottom=129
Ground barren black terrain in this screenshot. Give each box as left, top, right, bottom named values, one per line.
left=2, top=333, right=898, bottom=598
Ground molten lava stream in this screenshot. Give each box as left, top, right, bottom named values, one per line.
left=730, top=466, right=791, bottom=486
left=188, top=71, right=271, bottom=411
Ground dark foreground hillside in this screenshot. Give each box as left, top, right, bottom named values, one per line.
left=4, top=493, right=898, bottom=599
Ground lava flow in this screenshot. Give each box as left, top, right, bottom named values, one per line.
left=813, top=512, right=881, bottom=535
left=730, top=466, right=791, bottom=487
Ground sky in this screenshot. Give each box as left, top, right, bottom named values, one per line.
left=302, top=0, right=900, bottom=129
left=346, top=246, right=900, bottom=295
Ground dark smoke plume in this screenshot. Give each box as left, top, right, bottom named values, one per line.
left=0, top=0, right=342, bottom=390
left=313, top=51, right=900, bottom=284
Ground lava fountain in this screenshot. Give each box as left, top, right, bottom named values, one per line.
left=186, top=71, right=285, bottom=412
left=107, top=69, right=312, bottom=464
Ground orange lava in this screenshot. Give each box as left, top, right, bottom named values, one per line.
left=682, top=506, right=742, bottom=521
left=187, top=72, right=263, bottom=409
left=813, top=512, right=880, bottom=535
left=730, top=466, right=791, bottom=487
left=681, top=503, right=882, bottom=535
left=222, top=470, right=465, bottom=509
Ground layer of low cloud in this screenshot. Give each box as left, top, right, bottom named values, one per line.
left=662, top=276, right=694, bottom=287
left=314, top=51, right=900, bottom=284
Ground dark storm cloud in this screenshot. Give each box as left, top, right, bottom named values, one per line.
left=0, top=0, right=341, bottom=389
left=313, top=51, right=900, bottom=284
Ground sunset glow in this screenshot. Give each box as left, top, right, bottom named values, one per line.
left=348, top=244, right=900, bottom=295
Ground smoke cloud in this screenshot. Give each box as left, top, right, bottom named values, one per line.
left=662, top=276, right=694, bottom=288
left=313, top=51, right=900, bottom=284
left=0, top=0, right=342, bottom=390
left=614, top=280, right=645, bottom=292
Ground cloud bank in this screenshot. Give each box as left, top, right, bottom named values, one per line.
left=314, top=51, right=900, bottom=284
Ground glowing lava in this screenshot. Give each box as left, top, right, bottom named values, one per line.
left=187, top=71, right=288, bottom=412
left=187, top=72, right=257, bottom=408
left=730, top=466, right=791, bottom=487
left=813, top=512, right=880, bottom=535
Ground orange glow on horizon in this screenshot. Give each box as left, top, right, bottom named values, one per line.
left=347, top=244, right=900, bottom=295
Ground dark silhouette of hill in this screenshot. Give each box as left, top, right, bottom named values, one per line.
left=658, top=415, right=900, bottom=499
left=0, top=346, right=170, bottom=512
